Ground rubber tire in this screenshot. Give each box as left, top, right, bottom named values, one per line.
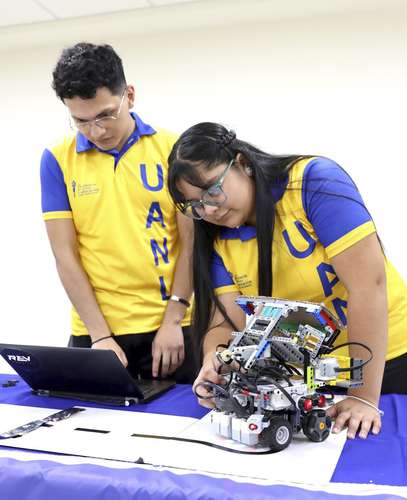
left=302, top=409, right=332, bottom=442
left=259, top=417, right=293, bottom=452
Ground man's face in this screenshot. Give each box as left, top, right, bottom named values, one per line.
left=64, top=86, right=134, bottom=151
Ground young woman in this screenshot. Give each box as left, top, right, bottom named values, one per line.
left=168, top=122, right=407, bottom=439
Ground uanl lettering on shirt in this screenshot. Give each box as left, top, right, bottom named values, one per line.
left=142, top=162, right=171, bottom=301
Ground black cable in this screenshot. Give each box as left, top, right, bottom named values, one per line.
left=233, top=372, right=258, bottom=393
left=257, top=374, right=291, bottom=387
left=326, top=341, right=373, bottom=372
left=193, top=381, right=230, bottom=400
left=227, top=385, right=255, bottom=417
left=316, top=386, right=336, bottom=405
left=216, top=343, right=229, bottom=351
left=254, top=365, right=293, bottom=386
left=268, top=345, right=302, bottom=376
left=130, top=432, right=277, bottom=455
left=195, top=377, right=257, bottom=418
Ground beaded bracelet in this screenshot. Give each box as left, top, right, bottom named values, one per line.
left=91, top=334, right=113, bottom=346
left=346, top=395, right=384, bottom=417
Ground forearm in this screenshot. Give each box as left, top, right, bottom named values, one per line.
left=202, top=292, right=246, bottom=362
left=202, top=326, right=233, bottom=362
left=55, top=254, right=111, bottom=341
left=346, top=282, right=388, bottom=405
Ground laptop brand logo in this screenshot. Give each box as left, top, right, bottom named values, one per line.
left=7, top=354, right=30, bottom=362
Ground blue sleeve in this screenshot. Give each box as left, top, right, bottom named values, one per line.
left=302, top=157, right=372, bottom=248
left=40, top=149, right=71, bottom=213
left=210, top=250, right=234, bottom=288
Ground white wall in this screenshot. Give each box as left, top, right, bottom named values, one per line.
left=0, top=1, right=406, bottom=351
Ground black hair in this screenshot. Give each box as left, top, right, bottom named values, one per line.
left=168, top=122, right=304, bottom=354
left=52, top=42, right=126, bottom=100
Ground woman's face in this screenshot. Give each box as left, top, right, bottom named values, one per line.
left=176, top=155, right=256, bottom=227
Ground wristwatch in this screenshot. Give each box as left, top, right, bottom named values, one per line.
left=169, top=295, right=190, bottom=308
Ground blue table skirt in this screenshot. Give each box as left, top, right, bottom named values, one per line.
left=1, top=373, right=406, bottom=499
left=0, top=457, right=405, bottom=500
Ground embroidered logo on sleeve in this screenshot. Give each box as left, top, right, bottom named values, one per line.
left=76, top=183, right=100, bottom=197
left=234, top=274, right=252, bottom=289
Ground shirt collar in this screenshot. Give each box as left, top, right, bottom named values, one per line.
left=76, top=112, right=156, bottom=153
left=219, top=225, right=257, bottom=241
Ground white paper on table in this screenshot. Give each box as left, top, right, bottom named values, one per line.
left=0, top=404, right=198, bottom=463
left=162, top=411, right=347, bottom=482
left=0, top=404, right=346, bottom=482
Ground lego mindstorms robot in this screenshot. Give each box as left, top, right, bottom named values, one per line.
left=196, top=296, right=372, bottom=452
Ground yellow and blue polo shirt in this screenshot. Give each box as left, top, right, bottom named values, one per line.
left=211, top=157, right=407, bottom=361
left=41, top=112, right=191, bottom=336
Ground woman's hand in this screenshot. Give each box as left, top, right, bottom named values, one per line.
left=152, top=323, right=185, bottom=378
left=326, top=397, right=382, bottom=439
left=192, top=353, right=224, bottom=408
left=91, top=337, right=128, bottom=367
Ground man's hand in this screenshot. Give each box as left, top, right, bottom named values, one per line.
left=192, top=353, right=224, bottom=409
left=152, top=323, right=185, bottom=378
left=326, top=397, right=382, bottom=439
left=91, top=337, right=128, bottom=367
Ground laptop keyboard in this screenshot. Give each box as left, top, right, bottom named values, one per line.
left=137, top=381, right=155, bottom=398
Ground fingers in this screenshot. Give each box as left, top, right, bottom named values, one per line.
left=151, top=327, right=185, bottom=378
left=325, top=405, right=338, bottom=419
left=371, top=415, right=382, bottom=435
left=166, top=344, right=185, bottom=376
left=355, top=414, right=381, bottom=439
left=197, top=392, right=216, bottom=409
left=347, top=416, right=363, bottom=439
left=332, top=409, right=351, bottom=435
left=160, top=350, right=171, bottom=378
left=193, top=379, right=216, bottom=409
left=357, top=418, right=373, bottom=439
left=92, top=337, right=128, bottom=367
left=192, top=359, right=224, bottom=408
left=152, top=343, right=161, bottom=378
left=117, top=348, right=128, bottom=367
left=330, top=399, right=382, bottom=439
left=110, top=343, right=128, bottom=367
left=152, top=342, right=184, bottom=378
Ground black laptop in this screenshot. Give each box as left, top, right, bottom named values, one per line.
left=0, top=343, right=175, bottom=406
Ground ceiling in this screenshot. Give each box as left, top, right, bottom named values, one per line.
left=0, top=0, right=200, bottom=28
left=1, top=0, right=406, bottom=30
left=0, top=0, right=405, bottom=53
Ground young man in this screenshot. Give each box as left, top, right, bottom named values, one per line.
left=40, top=43, right=196, bottom=382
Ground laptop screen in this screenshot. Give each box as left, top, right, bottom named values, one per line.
left=0, top=344, right=145, bottom=399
